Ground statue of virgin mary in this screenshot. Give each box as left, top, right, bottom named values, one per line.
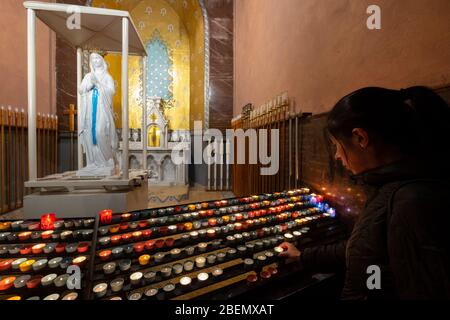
left=77, top=53, right=118, bottom=177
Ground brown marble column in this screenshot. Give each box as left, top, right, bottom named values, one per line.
left=205, top=0, right=234, bottom=132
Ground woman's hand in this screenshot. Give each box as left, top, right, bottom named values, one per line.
left=279, top=242, right=301, bottom=261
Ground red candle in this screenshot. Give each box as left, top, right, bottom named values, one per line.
left=119, top=223, right=129, bottom=231
left=18, top=232, right=32, bottom=241
left=248, top=211, right=255, bottom=219
left=155, top=239, right=165, bottom=249
left=121, top=233, right=132, bottom=242
left=145, top=240, right=155, bottom=250
left=132, top=231, right=142, bottom=240
left=292, top=212, right=299, bottom=219
left=0, top=259, right=13, bottom=271
left=138, top=221, right=148, bottom=228
left=165, top=238, right=175, bottom=248
left=260, top=271, right=271, bottom=280
left=257, top=229, right=265, bottom=238
left=77, top=243, right=90, bottom=253
left=143, top=229, right=153, bottom=238
left=0, top=277, right=16, bottom=291
left=207, top=210, right=214, bottom=217
left=235, top=213, right=243, bottom=221
left=281, top=224, right=288, bottom=231
left=214, top=201, right=222, bottom=207
left=26, top=276, right=42, bottom=289
left=234, top=223, right=242, bottom=231
left=267, top=267, right=278, bottom=275
left=208, top=218, right=217, bottom=227
left=99, top=250, right=112, bottom=261
left=41, top=230, right=54, bottom=240
left=242, top=222, right=249, bottom=230
left=175, top=206, right=182, bottom=213
left=121, top=213, right=131, bottom=221
left=20, top=246, right=32, bottom=255
left=32, top=243, right=45, bottom=254
left=221, top=200, right=228, bottom=206
left=199, top=211, right=207, bottom=218
left=100, top=209, right=113, bottom=224
left=111, top=235, right=121, bottom=245
left=133, top=243, right=145, bottom=253
left=55, top=243, right=66, bottom=253
left=40, top=213, right=56, bottom=231
left=158, top=226, right=168, bottom=235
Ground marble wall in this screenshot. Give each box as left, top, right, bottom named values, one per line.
left=205, top=0, right=234, bottom=132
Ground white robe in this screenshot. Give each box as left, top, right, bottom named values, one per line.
left=77, top=56, right=118, bottom=177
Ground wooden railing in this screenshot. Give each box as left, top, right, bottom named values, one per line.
left=231, top=95, right=310, bottom=197
left=0, top=107, right=58, bottom=214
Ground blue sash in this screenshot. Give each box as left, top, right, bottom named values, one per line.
left=92, top=86, right=99, bottom=145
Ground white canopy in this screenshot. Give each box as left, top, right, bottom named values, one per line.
left=23, top=1, right=146, bottom=55
left=24, top=1, right=146, bottom=182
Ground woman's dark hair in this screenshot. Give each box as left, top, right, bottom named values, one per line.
left=327, top=86, right=450, bottom=159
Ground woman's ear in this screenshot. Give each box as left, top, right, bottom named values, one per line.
left=352, top=128, right=370, bottom=149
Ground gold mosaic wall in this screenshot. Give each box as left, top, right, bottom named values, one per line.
left=93, top=0, right=205, bottom=130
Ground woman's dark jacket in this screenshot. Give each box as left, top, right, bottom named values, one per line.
left=300, top=159, right=450, bottom=300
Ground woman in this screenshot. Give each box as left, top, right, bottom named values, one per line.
left=280, top=86, right=450, bottom=299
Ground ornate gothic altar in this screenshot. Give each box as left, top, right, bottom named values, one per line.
left=118, top=97, right=189, bottom=186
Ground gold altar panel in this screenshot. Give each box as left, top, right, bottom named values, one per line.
left=93, top=0, right=206, bottom=130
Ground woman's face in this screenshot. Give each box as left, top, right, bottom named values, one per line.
left=330, top=131, right=370, bottom=175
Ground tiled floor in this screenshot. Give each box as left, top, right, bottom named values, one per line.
left=1, top=185, right=235, bottom=220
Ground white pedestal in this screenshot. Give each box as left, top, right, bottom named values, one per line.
left=23, top=170, right=148, bottom=218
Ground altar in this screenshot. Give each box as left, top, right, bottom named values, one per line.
left=119, top=97, right=190, bottom=186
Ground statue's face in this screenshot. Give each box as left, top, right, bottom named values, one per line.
left=91, top=55, right=103, bottom=69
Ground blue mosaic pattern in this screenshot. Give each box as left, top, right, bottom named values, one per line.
left=146, top=38, right=173, bottom=101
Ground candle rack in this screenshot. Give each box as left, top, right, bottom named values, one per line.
left=0, top=188, right=348, bottom=300
left=88, top=188, right=347, bottom=300
left=0, top=217, right=98, bottom=300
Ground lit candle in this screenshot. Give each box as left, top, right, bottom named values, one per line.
left=110, top=235, right=121, bottom=245
left=133, top=242, right=145, bottom=253
left=0, top=276, right=16, bottom=291
left=130, top=272, right=143, bottom=286
left=197, top=272, right=209, bottom=282
left=99, top=250, right=112, bottom=261
left=93, top=283, right=108, bottom=298
left=40, top=213, right=56, bottom=231
left=19, top=260, right=35, bottom=272
left=18, top=231, right=32, bottom=241
left=132, top=231, right=142, bottom=240
left=31, top=243, right=45, bottom=254
left=180, top=276, right=192, bottom=287
left=121, top=233, right=132, bottom=242
left=99, top=209, right=113, bottom=224
left=20, top=246, right=32, bottom=255
left=142, top=229, right=153, bottom=238
left=121, top=213, right=131, bottom=221
left=139, top=254, right=151, bottom=266
left=41, top=230, right=54, bottom=240
left=72, top=256, right=87, bottom=267
left=195, top=256, right=206, bottom=268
